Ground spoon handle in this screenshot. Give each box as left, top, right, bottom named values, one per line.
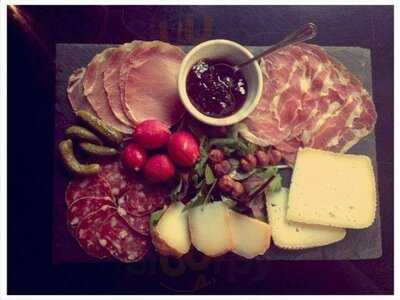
left=235, top=22, right=318, bottom=71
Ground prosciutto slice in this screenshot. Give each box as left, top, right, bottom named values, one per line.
left=83, top=48, right=133, bottom=134
left=242, top=43, right=377, bottom=164
left=103, top=42, right=137, bottom=126
left=67, top=67, right=95, bottom=115
left=120, top=41, right=185, bottom=126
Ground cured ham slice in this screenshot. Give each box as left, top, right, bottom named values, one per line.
left=121, top=41, right=185, bottom=126
left=83, top=47, right=133, bottom=134
left=103, top=42, right=137, bottom=126
left=242, top=43, right=377, bottom=164
left=67, top=67, right=95, bottom=115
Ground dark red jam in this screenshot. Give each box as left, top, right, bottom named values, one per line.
left=186, top=59, right=247, bottom=118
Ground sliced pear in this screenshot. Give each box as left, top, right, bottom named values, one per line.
left=151, top=201, right=191, bottom=258
left=228, top=210, right=272, bottom=259
left=188, top=202, right=233, bottom=257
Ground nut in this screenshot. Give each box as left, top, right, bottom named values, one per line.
left=231, top=182, right=245, bottom=199
left=240, top=154, right=257, bottom=172
left=213, top=160, right=231, bottom=177
left=269, top=148, right=282, bottom=165
left=255, top=150, right=270, bottom=167
left=218, top=175, right=245, bottom=200
left=208, top=149, right=224, bottom=164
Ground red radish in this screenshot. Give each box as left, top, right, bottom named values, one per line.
left=133, top=119, right=171, bottom=149
left=122, top=143, right=147, bottom=172
left=144, top=154, right=176, bottom=183
left=167, top=131, right=200, bottom=167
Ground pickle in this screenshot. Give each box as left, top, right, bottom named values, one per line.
left=58, top=139, right=101, bottom=176
left=76, top=110, right=123, bottom=146
left=79, top=142, right=118, bottom=157
left=65, top=125, right=103, bottom=145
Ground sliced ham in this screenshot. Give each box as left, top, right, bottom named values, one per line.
left=83, top=47, right=133, bottom=134
left=120, top=41, right=185, bottom=126
left=67, top=67, right=95, bottom=115
left=242, top=43, right=377, bottom=164
left=103, top=42, right=137, bottom=126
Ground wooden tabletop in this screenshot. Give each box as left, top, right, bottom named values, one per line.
left=7, top=5, right=394, bottom=295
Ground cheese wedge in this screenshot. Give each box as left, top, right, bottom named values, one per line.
left=287, top=148, right=376, bottom=229
left=267, top=188, right=346, bottom=249
left=151, top=201, right=191, bottom=258
left=228, top=210, right=272, bottom=258
left=188, top=202, right=233, bottom=257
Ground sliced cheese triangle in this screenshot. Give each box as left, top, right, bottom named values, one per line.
left=267, top=188, right=346, bottom=249
left=188, top=202, right=233, bottom=257
left=151, top=201, right=191, bottom=258
left=287, top=148, right=376, bottom=229
left=228, top=210, right=272, bottom=259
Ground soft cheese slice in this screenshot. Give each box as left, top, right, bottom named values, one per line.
left=228, top=210, right=272, bottom=258
left=188, top=202, right=233, bottom=257
left=151, top=201, right=191, bottom=258
left=267, top=188, right=346, bottom=249
left=287, top=148, right=376, bottom=229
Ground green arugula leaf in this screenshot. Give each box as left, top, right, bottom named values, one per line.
left=221, top=146, right=236, bottom=156
left=195, top=178, right=204, bottom=189
left=236, top=139, right=250, bottom=156
left=204, top=164, right=215, bottom=185
left=268, top=174, right=282, bottom=192
left=169, top=176, right=183, bottom=202
left=230, top=169, right=257, bottom=181
left=221, top=195, right=237, bottom=208
left=256, top=166, right=278, bottom=179
left=183, top=189, right=205, bottom=212
left=204, top=180, right=217, bottom=204
left=208, top=137, right=237, bottom=147
left=227, top=158, right=240, bottom=170
left=246, top=141, right=258, bottom=155
left=149, top=206, right=167, bottom=229
left=194, top=151, right=207, bottom=177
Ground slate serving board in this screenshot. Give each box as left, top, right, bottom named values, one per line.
left=52, top=43, right=382, bottom=263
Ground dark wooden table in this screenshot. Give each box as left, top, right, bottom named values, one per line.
left=7, top=5, right=394, bottom=295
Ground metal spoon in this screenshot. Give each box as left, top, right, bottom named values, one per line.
left=216, top=22, right=318, bottom=73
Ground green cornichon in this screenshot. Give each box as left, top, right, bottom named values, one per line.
left=65, top=125, right=103, bottom=145
left=58, top=139, right=101, bottom=176
left=79, top=142, right=118, bottom=157
left=76, top=110, right=123, bottom=146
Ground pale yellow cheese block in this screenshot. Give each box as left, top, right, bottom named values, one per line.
left=228, top=210, right=272, bottom=258
left=151, top=201, right=191, bottom=258
left=188, top=202, right=233, bottom=257
left=267, top=188, right=346, bottom=249
left=287, top=148, right=376, bottom=229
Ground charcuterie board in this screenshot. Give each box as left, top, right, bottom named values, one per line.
left=52, top=43, right=382, bottom=263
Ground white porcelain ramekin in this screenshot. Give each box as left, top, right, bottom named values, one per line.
left=178, top=39, right=263, bottom=126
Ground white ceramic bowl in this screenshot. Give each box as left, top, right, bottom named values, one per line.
left=178, top=39, right=263, bottom=126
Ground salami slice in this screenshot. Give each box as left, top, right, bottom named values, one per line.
left=67, top=196, right=114, bottom=236
left=99, top=161, right=131, bottom=198
left=65, top=176, right=112, bottom=207
left=117, top=200, right=150, bottom=236
left=120, top=183, right=167, bottom=217
left=98, top=213, right=150, bottom=263
left=76, top=205, right=116, bottom=259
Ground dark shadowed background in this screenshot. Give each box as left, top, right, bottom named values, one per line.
left=7, top=5, right=394, bottom=295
